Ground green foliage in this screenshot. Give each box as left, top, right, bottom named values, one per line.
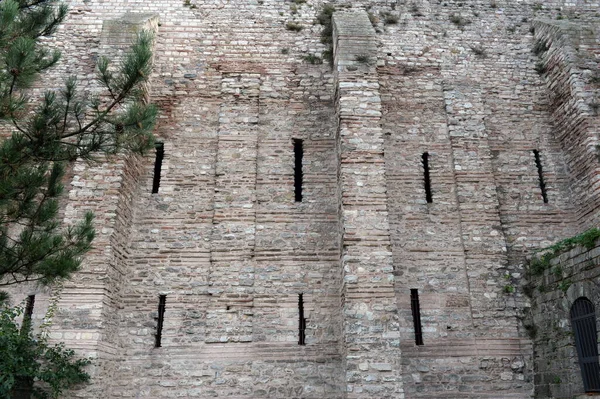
left=285, top=22, right=303, bottom=32
left=317, top=4, right=335, bottom=66
left=538, top=283, right=546, bottom=293
left=528, top=228, right=600, bottom=276
left=381, top=11, right=399, bottom=25
left=0, top=0, right=157, bottom=292
left=449, top=13, right=470, bottom=28
left=524, top=322, right=537, bottom=339
left=354, top=54, right=371, bottom=64
left=552, top=376, right=561, bottom=384
left=0, top=306, right=90, bottom=398
left=558, top=279, right=572, bottom=293
left=503, top=285, right=515, bottom=294
left=552, top=265, right=563, bottom=277
left=532, top=40, right=549, bottom=55
left=321, top=49, right=333, bottom=65
left=303, top=54, right=322, bottom=65
left=470, top=45, right=487, bottom=58
left=535, top=61, right=547, bottom=75
left=0, top=0, right=158, bottom=394
left=317, top=4, right=335, bottom=44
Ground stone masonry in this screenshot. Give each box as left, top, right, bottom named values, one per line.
left=3, top=0, right=600, bottom=398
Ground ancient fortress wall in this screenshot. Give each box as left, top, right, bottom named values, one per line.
left=529, top=241, right=600, bottom=398
left=5, top=0, right=600, bottom=398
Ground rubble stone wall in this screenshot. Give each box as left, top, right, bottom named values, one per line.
left=2, top=0, right=599, bottom=398
left=528, top=242, right=600, bottom=398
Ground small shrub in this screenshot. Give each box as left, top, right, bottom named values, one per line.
left=533, top=2, right=543, bottom=11
left=532, top=40, right=549, bottom=55
left=290, top=4, right=298, bottom=14
left=504, top=285, right=515, bottom=294
left=401, top=65, right=419, bottom=75
left=317, top=4, right=335, bottom=44
left=322, top=49, right=333, bottom=65
left=552, top=376, right=561, bottom=384
left=317, top=4, right=335, bottom=68
left=552, top=265, right=562, bottom=277
left=535, top=62, right=547, bottom=75
left=576, top=228, right=600, bottom=249
left=303, top=54, right=322, bottom=64
left=538, top=284, right=546, bottom=293
left=0, top=307, right=91, bottom=398
left=294, top=0, right=306, bottom=3
left=449, top=13, right=470, bottom=28
left=530, top=254, right=551, bottom=275
left=317, top=4, right=335, bottom=26
left=559, top=280, right=572, bottom=292
left=524, top=323, right=538, bottom=339
left=381, top=11, right=399, bottom=25
left=285, top=22, right=303, bottom=32
left=470, top=45, right=486, bottom=58
left=355, top=54, right=371, bottom=64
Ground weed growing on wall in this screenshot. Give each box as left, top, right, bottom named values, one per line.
left=317, top=4, right=335, bottom=65
left=285, top=22, right=303, bottom=31
left=528, top=228, right=600, bottom=275
left=380, top=11, right=399, bottom=25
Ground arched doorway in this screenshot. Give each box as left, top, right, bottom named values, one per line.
left=571, top=297, right=600, bottom=392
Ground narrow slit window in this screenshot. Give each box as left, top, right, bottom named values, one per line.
left=21, top=295, right=35, bottom=333
left=152, top=142, right=164, bottom=194
left=293, top=139, right=303, bottom=202
left=533, top=150, right=548, bottom=203
left=155, top=295, right=166, bottom=348
left=422, top=152, right=433, bottom=203
left=410, top=289, right=424, bottom=346
left=298, top=293, right=306, bottom=345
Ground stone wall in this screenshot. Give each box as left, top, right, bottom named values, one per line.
left=533, top=19, right=600, bottom=230
left=1, top=0, right=599, bottom=398
left=528, top=240, right=600, bottom=398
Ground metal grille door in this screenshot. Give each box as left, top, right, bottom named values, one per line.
left=571, top=298, right=600, bottom=392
